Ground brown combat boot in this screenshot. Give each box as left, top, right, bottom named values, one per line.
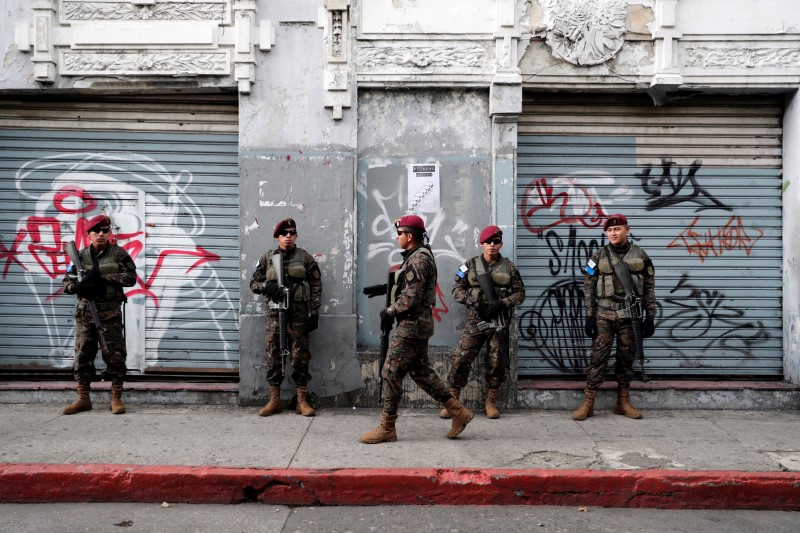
left=295, top=386, right=316, bottom=417
left=571, top=388, right=596, bottom=421
left=614, top=385, right=643, bottom=419
left=63, top=383, right=92, bottom=415
left=359, top=411, right=398, bottom=444
left=439, top=387, right=460, bottom=419
left=444, top=398, right=474, bottom=439
left=259, top=385, right=283, bottom=416
left=485, top=388, right=501, bottom=419
left=110, top=383, right=126, bottom=415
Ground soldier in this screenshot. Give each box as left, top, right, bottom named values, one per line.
left=441, top=225, right=525, bottom=420
left=250, top=218, right=321, bottom=417
left=359, top=215, right=474, bottom=444
left=572, top=214, right=656, bottom=421
left=61, top=214, right=137, bottom=415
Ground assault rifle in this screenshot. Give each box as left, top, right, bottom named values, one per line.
left=475, top=265, right=510, bottom=374
left=362, top=272, right=394, bottom=397
left=65, top=241, right=108, bottom=354
left=271, top=252, right=292, bottom=381
left=610, top=259, right=650, bottom=383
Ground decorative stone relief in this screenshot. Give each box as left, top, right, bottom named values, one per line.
left=62, top=1, right=228, bottom=22
left=61, top=51, right=229, bottom=75
left=686, top=47, right=800, bottom=68
left=358, top=46, right=484, bottom=69
left=539, top=0, right=627, bottom=66
left=319, top=0, right=352, bottom=120
left=15, top=0, right=274, bottom=92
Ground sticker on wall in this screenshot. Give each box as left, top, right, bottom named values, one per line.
left=407, top=163, right=440, bottom=213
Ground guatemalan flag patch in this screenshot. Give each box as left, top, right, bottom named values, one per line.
left=456, top=264, right=468, bottom=278
left=585, top=259, right=597, bottom=276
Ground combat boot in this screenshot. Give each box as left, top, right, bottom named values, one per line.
left=485, top=388, right=501, bottom=419
left=259, top=385, right=283, bottom=416
left=444, top=398, right=474, bottom=439
left=63, top=383, right=92, bottom=415
left=614, top=385, right=643, bottom=419
left=109, top=382, right=126, bottom=415
left=571, top=388, right=596, bottom=421
left=295, top=386, right=316, bottom=417
left=439, top=387, right=460, bottom=419
left=359, top=411, right=398, bottom=444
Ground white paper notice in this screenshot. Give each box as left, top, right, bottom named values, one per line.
left=407, top=163, right=440, bottom=213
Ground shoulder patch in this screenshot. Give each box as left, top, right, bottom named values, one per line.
left=456, top=264, right=467, bottom=279
left=647, top=266, right=655, bottom=276
left=585, top=259, right=597, bottom=276
left=252, top=260, right=261, bottom=274
left=405, top=270, right=415, bottom=282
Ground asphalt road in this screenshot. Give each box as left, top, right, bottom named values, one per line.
left=1, top=503, right=798, bottom=533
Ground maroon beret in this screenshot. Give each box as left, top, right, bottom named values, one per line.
left=85, top=215, right=111, bottom=233
left=273, top=218, right=297, bottom=238
left=479, top=225, right=503, bottom=244
left=395, top=214, right=425, bottom=232
left=603, top=214, right=628, bottom=231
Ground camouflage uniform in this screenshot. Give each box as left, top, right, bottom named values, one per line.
left=584, top=242, right=656, bottom=389
left=62, top=243, right=137, bottom=384
left=382, top=245, right=451, bottom=415
left=449, top=255, right=526, bottom=389
left=250, top=246, right=321, bottom=387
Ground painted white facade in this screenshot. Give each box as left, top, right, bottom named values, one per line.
left=1, top=0, right=798, bottom=398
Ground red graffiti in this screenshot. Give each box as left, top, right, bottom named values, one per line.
left=125, top=246, right=221, bottom=305
left=25, top=218, right=69, bottom=279
left=520, top=177, right=607, bottom=234
left=431, top=283, right=449, bottom=323
left=0, top=230, right=28, bottom=279
left=53, top=185, right=97, bottom=215
left=668, top=215, right=764, bottom=263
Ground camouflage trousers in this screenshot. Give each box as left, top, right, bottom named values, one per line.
left=265, top=308, right=311, bottom=387
left=73, top=307, right=127, bottom=384
left=447, top=318, right=506, bottom=390
left=585, top=313, right=635, bottom=390
left=381, top=333, right=451, bottom=415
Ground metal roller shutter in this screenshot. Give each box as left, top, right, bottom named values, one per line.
left=516, top=93, right=783, bottom=378
left=0, top=94, right=239, bottom=376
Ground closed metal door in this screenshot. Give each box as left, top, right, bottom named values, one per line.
left=516, top=93, right=783, bottom=378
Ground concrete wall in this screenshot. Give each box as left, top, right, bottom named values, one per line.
left=355, top=88, right=510, bottom=408
left=784, top=91, right=800, bottom=385
left=238, top=0, right=362, bottom=404
left=0, top=0, right=33, bottom=88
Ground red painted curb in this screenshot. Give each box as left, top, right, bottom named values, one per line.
left=1, top=463, right=799, bottom=509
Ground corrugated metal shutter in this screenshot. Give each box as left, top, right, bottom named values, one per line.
left=0, top=94, right=239, bottom=375
left=516, top=93, right=783, bottom=378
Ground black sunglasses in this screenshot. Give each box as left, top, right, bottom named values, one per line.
left=485, top=238, right=502, bottom=245
left=92, top=226, right=112, bottom=234
left=279, top=229, right=297, bottom=237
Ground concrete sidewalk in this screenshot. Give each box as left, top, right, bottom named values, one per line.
left=1, top=404, right=799, bottom=509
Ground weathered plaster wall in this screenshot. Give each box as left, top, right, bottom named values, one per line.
left=783, top=91, right=800, bottom=384
left=238, top=0, right=361, bottom=404
left=0, top=0, right=34, bottom=87
left=356, top=89, right=506, bottom=408
left=676, top=0, right=800, bottom=33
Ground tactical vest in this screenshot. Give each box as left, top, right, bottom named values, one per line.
left=390, top=246, right=437, bottom=314
left=466, top=256, right=513, bottom=304
left=264, top=247, right=311, bottom=303
left=78, top=245, right=128, bottom=311
left=596, top=244, right=646, bottom=310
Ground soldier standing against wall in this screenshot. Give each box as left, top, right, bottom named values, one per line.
left=62, top=215, right=137, bottom=415
left=359, top=215, right=474, bottom=444
left=572, top=214, right=656, bottom=421
left=441, top=225, right=525, bottom=420
left=250, top=218, right=321, bottom=417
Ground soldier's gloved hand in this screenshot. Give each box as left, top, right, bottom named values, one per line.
left=584, top=316, right=598, bottom=338
left=306, top=312, right=319, bottom=333
left=82, top=268, right=102, bottom=286
left=379, top=309, right=394, bottom=331
left=263, top=282, right=283, bottom=302
left=363, top=284, right=388, bottom=298
left=484, top=301, right=506, bottom=320
left=476, top=302, right=491, bottom=320
left=642, top=316, right=655, bottom=338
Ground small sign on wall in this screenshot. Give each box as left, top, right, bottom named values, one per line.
left=407, top=163, right=440, bottom=213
